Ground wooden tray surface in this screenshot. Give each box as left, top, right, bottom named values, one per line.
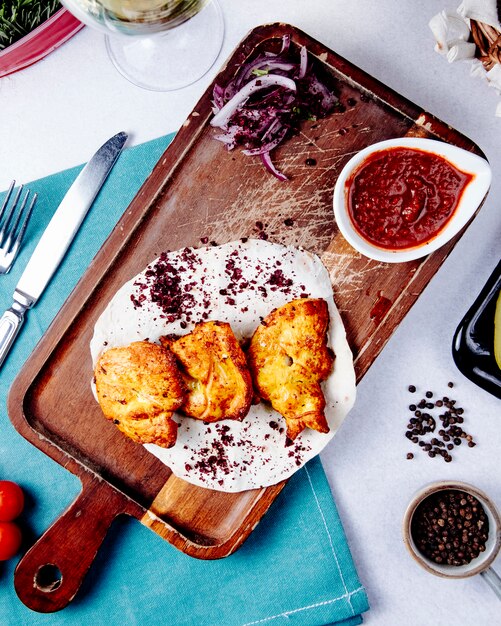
left=8, top=23, right=486, bottom=612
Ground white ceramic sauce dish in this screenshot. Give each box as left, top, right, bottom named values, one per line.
left=333, top=137, right=492, bottom=263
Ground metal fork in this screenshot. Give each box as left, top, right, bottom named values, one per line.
left=0, top=181, right=37, bottom=275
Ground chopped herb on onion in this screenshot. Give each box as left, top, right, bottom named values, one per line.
left=210, top=34, right=338, bottom=181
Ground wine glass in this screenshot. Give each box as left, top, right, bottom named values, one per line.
left=60, top=0, right=224, bottom=91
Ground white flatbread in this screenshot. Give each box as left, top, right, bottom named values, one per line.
left=90, top=239, right=356, bottom=492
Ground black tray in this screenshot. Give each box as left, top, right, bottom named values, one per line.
left=452, top=260, right=501, bottom=399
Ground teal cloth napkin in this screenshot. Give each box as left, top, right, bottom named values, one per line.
left=0, top=133, right=369, bottom=626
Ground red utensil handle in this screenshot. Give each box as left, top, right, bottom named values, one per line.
left=14, top=474, right=126, bottom=613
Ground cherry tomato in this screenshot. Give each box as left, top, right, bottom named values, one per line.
left=0, top=522, right=22, bottom=560
left=0, top=481, right=24, bottom=522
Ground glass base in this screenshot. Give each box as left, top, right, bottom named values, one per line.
left=105, top=0, right=224, bottom=92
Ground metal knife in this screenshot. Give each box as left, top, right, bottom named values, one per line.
left=0, top=131, right=128, bottom=368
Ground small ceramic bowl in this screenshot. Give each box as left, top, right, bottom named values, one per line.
left=333, top=138, right=492, bottom=263
left=403, top=481, right=501, bottom=597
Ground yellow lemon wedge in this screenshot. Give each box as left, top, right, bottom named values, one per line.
left=494, top=289, right=501, bottom=370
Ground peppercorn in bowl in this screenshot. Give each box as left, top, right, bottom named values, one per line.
left=402, top=480, right=501, bottom=580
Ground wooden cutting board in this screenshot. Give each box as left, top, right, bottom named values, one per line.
left=8, top=23, right=487, bottom=613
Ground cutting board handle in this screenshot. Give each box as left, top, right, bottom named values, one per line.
left=14, top=474, right=127, bottom=613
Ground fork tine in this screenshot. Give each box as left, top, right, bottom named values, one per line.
left=0, top=184, right=23, bottom=247
left=0, top=180, right=15, bottom=224
left=0, top=184, right=38, bottom=275
left=4, top=189, right=31, bottom=249
left=11, top=192, right=37, bottom=255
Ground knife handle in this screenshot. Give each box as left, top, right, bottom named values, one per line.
left=0, top=300, right=29, bottom=367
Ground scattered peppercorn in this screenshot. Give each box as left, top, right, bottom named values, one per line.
left=403, top=384, right=477, bottom=461
left=411, top=490, right=489, bottom=566
left=407, top=453, right=414, bottom=460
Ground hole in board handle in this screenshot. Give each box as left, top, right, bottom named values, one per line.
left=35, top=564, right=62, bottom=592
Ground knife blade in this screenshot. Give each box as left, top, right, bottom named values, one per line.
left=0, top=131, right=128, bottom=368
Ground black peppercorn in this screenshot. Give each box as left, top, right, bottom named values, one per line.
left=404, top=384, right=476, bottom=462
left=411, top=490, right=488, bottom=565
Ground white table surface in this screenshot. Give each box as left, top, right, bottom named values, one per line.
left=1, top=1, right=500, bottom=624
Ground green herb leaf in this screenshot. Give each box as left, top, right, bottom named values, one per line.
left=251, top=68, right=269, bottom=77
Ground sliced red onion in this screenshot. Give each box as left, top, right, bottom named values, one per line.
left=212, top=84, right=225, bottom=110
left=213, top=133, right=236, bottom=146
left=210, top=35, right=337, bottom=181
left=252, top=60, right=295, bottom=73
left=223, top=82, right=238, bottom=103
left=212, top=124, right=240, bottom=148
left=260, top=151, right=288, bottom=181
left=298, top=45, right=308, bottom=79
left=235, top=61, right=296, bottom=89
left=278, top=34, right=291, bottom=55
left=210, top=75, right=297, bottom=128
left=305, top=75, right=338, bottom=110
left=243, top=127, right=288, bottom=156
left=260, top=117, right=281, bottom=142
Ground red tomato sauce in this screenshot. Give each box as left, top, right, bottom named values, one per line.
left=346, top=147, right=474, bottom=250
